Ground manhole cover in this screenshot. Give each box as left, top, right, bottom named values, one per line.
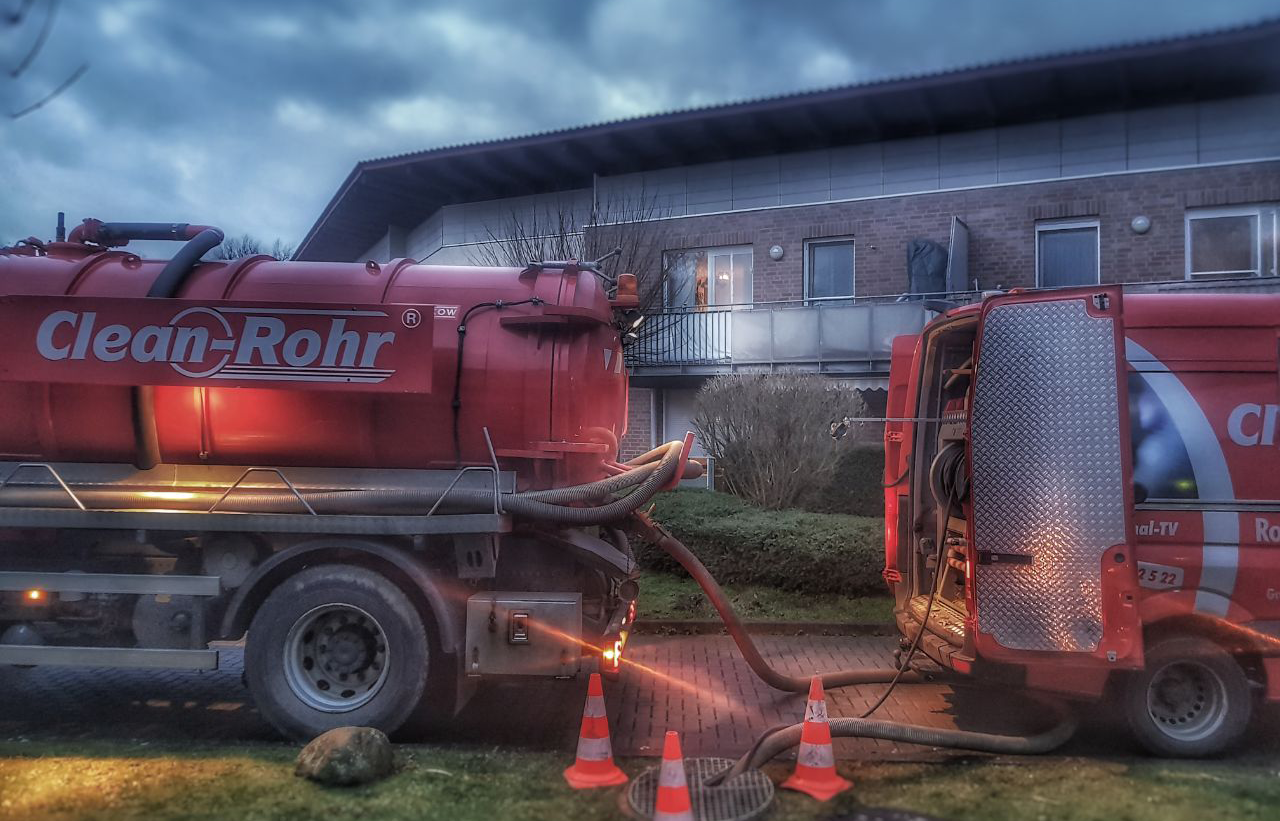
left=625, top=757, right=773, bottom=821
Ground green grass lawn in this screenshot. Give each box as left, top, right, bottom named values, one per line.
left=2, top=740, right=1278, bottom=821
left=637, top=570, right=894, bottom=624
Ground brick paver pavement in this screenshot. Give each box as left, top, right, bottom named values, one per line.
left=3, top=634, right=1277, bottom=760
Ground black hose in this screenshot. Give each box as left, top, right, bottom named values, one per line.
left=124, top=226, right=225, bottom=470
left=451, top=298, right=544, bottom=466
left=632, top=511, right=919, bottom=692
left=146, top=227, right=225, bottom=298
left=716, top=705, right=1078, bottom=782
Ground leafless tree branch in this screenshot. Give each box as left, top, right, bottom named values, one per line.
left=10, top=59, right=85, bottom=118
left=9, top=0, right=57, bottom=78
left=4, top=0, right=38, bottom=27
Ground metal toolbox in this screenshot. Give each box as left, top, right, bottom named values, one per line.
left=464, top=591, right=582, bottom=676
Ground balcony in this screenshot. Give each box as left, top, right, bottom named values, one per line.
left=623, top=296, right=949, bottom=376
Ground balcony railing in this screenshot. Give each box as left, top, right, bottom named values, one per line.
left=624, top=293, right=976, bottom=373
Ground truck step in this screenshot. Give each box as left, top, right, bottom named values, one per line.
left=0, top=644, right=218, bottom=670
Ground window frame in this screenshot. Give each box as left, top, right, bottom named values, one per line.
left=1034, top=219, right=1101, bottom=288
left=1184, top=205, right=1265, bottom=279
left=802, top=236, right=857, bottom=303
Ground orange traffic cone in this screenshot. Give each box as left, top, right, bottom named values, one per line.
left=781, top=676, right=852, bottom=801
left=564, top=672, right=628, bottom=789
left=654, top=731, right=694, bottom=821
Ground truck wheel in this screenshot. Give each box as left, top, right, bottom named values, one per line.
left=245, top=564, right=431, bottom=741
left=1124, top=636, right=1252, bottom=757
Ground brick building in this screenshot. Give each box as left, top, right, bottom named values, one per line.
left=297, top=21, right=1280, bottom=463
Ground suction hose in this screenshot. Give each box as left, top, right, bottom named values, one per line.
left=0, top=440, right=688, bottom=526
left=715, top=703, right=1078, bottom=783
left=631, top=510, right=921, bottom=691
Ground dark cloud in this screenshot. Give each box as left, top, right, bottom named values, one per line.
left=1, top=0, right=1275, bottom=248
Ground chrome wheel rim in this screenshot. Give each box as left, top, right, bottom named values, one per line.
left=1146, top=659, right=1229, bottom=742
left=283, top=604, right=390, bottom=713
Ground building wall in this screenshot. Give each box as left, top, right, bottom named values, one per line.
left=595, top=94, right=1280, bottom=219
left=633, top=159, right=1280, bottom=300
left=619, top=387, right=655, bottom=460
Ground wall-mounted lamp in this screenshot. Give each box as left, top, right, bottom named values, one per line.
left=1131, top=215, right=1151, bottom=234
left=768, top=244, right=784, bottom=261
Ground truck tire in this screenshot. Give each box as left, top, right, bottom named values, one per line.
left=1123, top=635, right=1252, bottom=757
left=245, top=564, right=432, bottom=741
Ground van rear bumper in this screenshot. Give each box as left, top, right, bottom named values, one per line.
left=895, top=603, right=974, bottom=673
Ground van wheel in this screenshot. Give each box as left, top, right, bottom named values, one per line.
left=1124, top=636, right=1251, bottom=757
left=245, top=564, right=432, bottom=741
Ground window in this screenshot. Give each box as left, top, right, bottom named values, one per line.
left=1036, top=220, right=1099, bottom=287
left=1185, top=206, right=1278, bottom=278
left=663, top=246, right=752, bottom=307
left=805, top=238, right=855, bottom=302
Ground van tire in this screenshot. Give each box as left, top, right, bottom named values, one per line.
left=244, top=564, right=432, bottom=741
left=1123, top=636, right=1252, bottom=757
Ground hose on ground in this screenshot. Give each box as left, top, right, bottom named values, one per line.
left=631, top=510, right=921, bottom=692
left=713, top=703, right=1078, bottom=783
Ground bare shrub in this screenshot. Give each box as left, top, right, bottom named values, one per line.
left=214, top=234, right=295, bottom=260
left=693, top=374, right=867, bottom=510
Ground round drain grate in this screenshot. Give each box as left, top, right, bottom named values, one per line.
left=625, top=757, right=774, bottom=821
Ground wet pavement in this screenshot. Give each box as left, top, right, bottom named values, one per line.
left=2, top=634, right=1278, bottom=760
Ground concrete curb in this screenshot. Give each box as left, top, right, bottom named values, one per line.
left=632, top=619, right=895, bottom=636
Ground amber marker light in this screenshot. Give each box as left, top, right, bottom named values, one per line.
left=25, top=589, right=45, bottom=602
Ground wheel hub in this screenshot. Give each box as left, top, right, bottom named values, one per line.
left=283, top=604, right=390, bottom=713
left=1146, top=659, right=1227, bottom=742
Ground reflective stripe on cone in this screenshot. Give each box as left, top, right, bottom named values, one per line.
left=654, top=731, right=694, bottom=821
left=781, top=676, right=853, bottom=802
left=564, top=673, right=628, bottom=789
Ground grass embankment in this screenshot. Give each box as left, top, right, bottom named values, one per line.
left=637, top=488, right=892, bottom=623
left=2, top=740, right=1277, bottom=821
left=637, top=570, right=893, bottom=624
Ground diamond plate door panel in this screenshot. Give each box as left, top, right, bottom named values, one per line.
left=970, top=299, right=1126, bottom=652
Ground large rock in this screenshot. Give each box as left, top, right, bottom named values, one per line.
left=295, top=726, right=395, bottom=786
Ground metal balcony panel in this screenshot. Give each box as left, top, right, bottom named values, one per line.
left=769, top=307, right=822, bottom=361
left=818, top=304, right=875, bottom=360
left=730, top=310, right=773, bottom=362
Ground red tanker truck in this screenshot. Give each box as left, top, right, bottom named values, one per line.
left=884, top=285, right=1280, bottom=756
left=0, top=218, right=692, bottom=740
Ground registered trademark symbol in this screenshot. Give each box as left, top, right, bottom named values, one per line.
left=402, top=308, right=421, bottom=328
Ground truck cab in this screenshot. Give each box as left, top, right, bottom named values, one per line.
left=886, top=287, right=1280, bottom=756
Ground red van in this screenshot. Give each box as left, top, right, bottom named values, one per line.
left=885, top=286, right=1280, bottom=756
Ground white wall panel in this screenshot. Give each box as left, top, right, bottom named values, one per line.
left=829, top=143, right=883, bottom=199
left=406, top=210, right=444, bottom=261
left=779, top=150, right=831, bottom=205
left=998, top=121, right=1061, bottom=182
left=1198, top=94, right=1280, bottom=164
left=1061, top=113, right=1126, bottom=177
left=686, top=162, right=733, bottom=214
left=1127, top=104, right=1197, bottom=169
left=883, top=136, right=940, bottom=194
left=940, top=129, right=998, bottom=189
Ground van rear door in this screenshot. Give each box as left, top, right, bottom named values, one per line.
left=883, top=334, right=920, bottom=589
left=968, top=287, right=1141, bottom=665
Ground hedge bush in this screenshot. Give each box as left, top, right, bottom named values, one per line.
left=800, top=444, right=887, bottom=518
left=636, top=488, right=887, bottom=596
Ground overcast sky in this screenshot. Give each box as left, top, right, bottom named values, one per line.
left=2, top=0, right=1277, bottom=251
